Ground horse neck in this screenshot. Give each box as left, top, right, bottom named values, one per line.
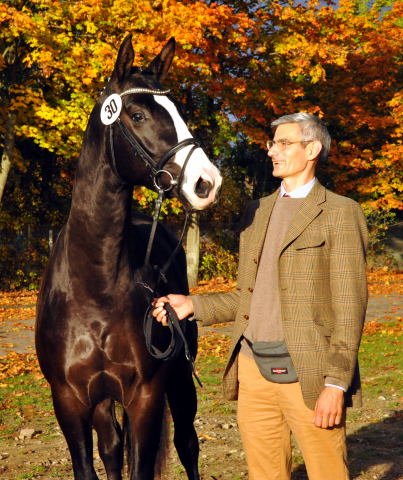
left=67, top=127, right=133, bottom=278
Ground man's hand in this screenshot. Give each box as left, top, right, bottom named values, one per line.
left=152, top=294, right=194, bottom=326
left=313, top=386, right=344, bottom=428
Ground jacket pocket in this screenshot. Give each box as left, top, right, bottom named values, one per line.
left=294, top=235, right=325, bottom=250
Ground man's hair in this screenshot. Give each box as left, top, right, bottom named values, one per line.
left=271, top=112, right=331, bottom=162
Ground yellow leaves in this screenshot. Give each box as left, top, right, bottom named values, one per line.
left=0, top=0, right=400, bottom=216
left=36, top=104, right=63, bottom=124
left=84, top=21, right=98, bottom=34
left=362, top=318, right=402, bottom=338
left=198, top=433, right=215, bottom=441
left=190, top=278, right=236, bottom=296
left=0, top=307, right=35, bottom=323
left=0, top=4, right=34, bottom=38
left=309, top=64, right=326, bottom=83
left=82, top=66, right=98, bottom=85
left=72, top=44, right=84, bottom=57
left=0, top=3, right=10, bottom=23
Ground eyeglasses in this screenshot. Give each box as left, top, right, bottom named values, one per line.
left=266, top=139, right=314, bottom=151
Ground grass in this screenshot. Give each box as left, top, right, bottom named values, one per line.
left=0, top=374, right=54, bottom=437
left=359, top=320, right=402, bottom=408
left=16, top=466, right=47, bottom=479
left=0, top=319, right=401, bottom=479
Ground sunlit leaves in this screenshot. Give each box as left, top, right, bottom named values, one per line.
left=0, top=0, right=401, bottom=284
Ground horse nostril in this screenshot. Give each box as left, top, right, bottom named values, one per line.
left=194, top=177, right=213, bottom=199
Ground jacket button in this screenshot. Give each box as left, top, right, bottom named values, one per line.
left=248, top=287, right=253, bottom=293
left=243, top=314, right=249, bottom=320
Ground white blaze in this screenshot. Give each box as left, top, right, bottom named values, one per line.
left=153, top=95, right=222, bottom=210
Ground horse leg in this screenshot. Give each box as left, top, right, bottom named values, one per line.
left=167, top=360, right=200, bottom=480
left=93, top=399, right=123, bottom=480
left=125, top=382, right=166, bottom=480
left=51, top=385, right=99, bottom=480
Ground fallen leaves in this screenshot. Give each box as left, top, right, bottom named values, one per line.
left=0, top=268, right=400, bottom=381
left=0, top=291, right=37, bottom=307
left=363, top=318, right=402, bottom=336
left=197, top=334, right=231, bottom=361
left=0, top=352, right=42, bottom=381
left=367, top=268, right=402, bottom=295
left=190, top=269, right=403, bottom=296
left=190, top=277, right=236, bottom=295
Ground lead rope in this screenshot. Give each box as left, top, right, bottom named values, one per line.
left=106, top=88, right=203, bottom=386
left=144, top=188, right=164, bottom=267
left=140, top=168, right=202, bottom=386
left=144, top=302, right=203, bottom=387
left=141, top=196, right=202, bottom=387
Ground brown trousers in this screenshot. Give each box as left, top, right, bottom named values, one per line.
left=237, top=354, right=349, bottom=480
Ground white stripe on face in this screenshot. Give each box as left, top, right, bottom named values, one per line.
left=153, top=95, right=222, bottom=210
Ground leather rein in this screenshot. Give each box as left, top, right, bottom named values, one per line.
left=106, top=86, right=202, bottom=387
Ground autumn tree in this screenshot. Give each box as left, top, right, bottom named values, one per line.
left=0, top=0, right=256, bottom=287
left=1, top=0, right=401, bottom=288
left=221, top=0, right=402, bottom=211
left=208, top=0, right=402, bottom=261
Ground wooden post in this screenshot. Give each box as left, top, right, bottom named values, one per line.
left=186, top=212, right=200, bottom=288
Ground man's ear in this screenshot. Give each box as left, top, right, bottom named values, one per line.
left=307, top=140, right=322, bottom=161
left=147, top=37, right=175, bottom=82
left=110, top=34, right=134, bottom=83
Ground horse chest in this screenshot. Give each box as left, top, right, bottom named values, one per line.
left=64, top=319, right=157, bottom=405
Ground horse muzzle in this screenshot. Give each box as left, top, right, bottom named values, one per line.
left=180, top=166, right=222, bottom=210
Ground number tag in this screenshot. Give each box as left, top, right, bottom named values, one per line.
left=100, top=94, right=122, bottom=125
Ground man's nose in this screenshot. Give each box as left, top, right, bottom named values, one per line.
left=267, top=145, right=277, bottom=157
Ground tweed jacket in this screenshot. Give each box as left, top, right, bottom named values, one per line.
left=192, top=182, right=368, bottom=410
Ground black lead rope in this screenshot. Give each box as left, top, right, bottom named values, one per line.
left=143, top=302, right=203, bottom=388
left=144, top=188, right=165, bottom=267
left=106, top=88, right=203, bottom=387
left=141, top=196, right=201, bottom=387
left=141, top=203, right=202, bottom=388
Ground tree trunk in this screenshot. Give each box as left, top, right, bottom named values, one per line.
left=186, top=212, right=200, bottom=288
left=0, top=112, right=16, bottom=205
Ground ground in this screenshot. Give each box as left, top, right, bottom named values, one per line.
left=0, top=272, right=401, bottom=479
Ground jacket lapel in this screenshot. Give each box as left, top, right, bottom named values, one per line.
left=250, top=191, right=278, bottom=263
left=280, top=181, right=326, bottom=254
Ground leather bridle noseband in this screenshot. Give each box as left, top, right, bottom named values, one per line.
left=105, top=86, right=203, bottom=386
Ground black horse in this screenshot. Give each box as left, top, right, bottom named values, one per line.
left=35, top=35, right=222, bottom=480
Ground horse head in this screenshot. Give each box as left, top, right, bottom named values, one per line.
left=97, top=35, right=222, bottom=211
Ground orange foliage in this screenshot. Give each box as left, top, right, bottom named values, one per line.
left=1, top=0, right=401, bottom=218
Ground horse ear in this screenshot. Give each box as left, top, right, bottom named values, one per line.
left=147, top=37, right=176, bottom=82
left=111, top=34, right=134, bottom=83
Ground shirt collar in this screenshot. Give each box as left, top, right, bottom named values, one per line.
left=280, top=177, right=317, bottom=198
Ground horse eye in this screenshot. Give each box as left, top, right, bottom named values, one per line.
left=131, top=112, right=146, bottom=123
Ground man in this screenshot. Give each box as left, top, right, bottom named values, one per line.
left=153, top=113, right=368, bottom=479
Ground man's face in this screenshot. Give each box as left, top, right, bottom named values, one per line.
left=268, top=123, right=316, bottom=184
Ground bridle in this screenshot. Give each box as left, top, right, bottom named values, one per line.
left=108, top=87, right=200, bottom=193
left=104, top=86, right=203, bottom=386
left=106, top=87, right=201, bottom=264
